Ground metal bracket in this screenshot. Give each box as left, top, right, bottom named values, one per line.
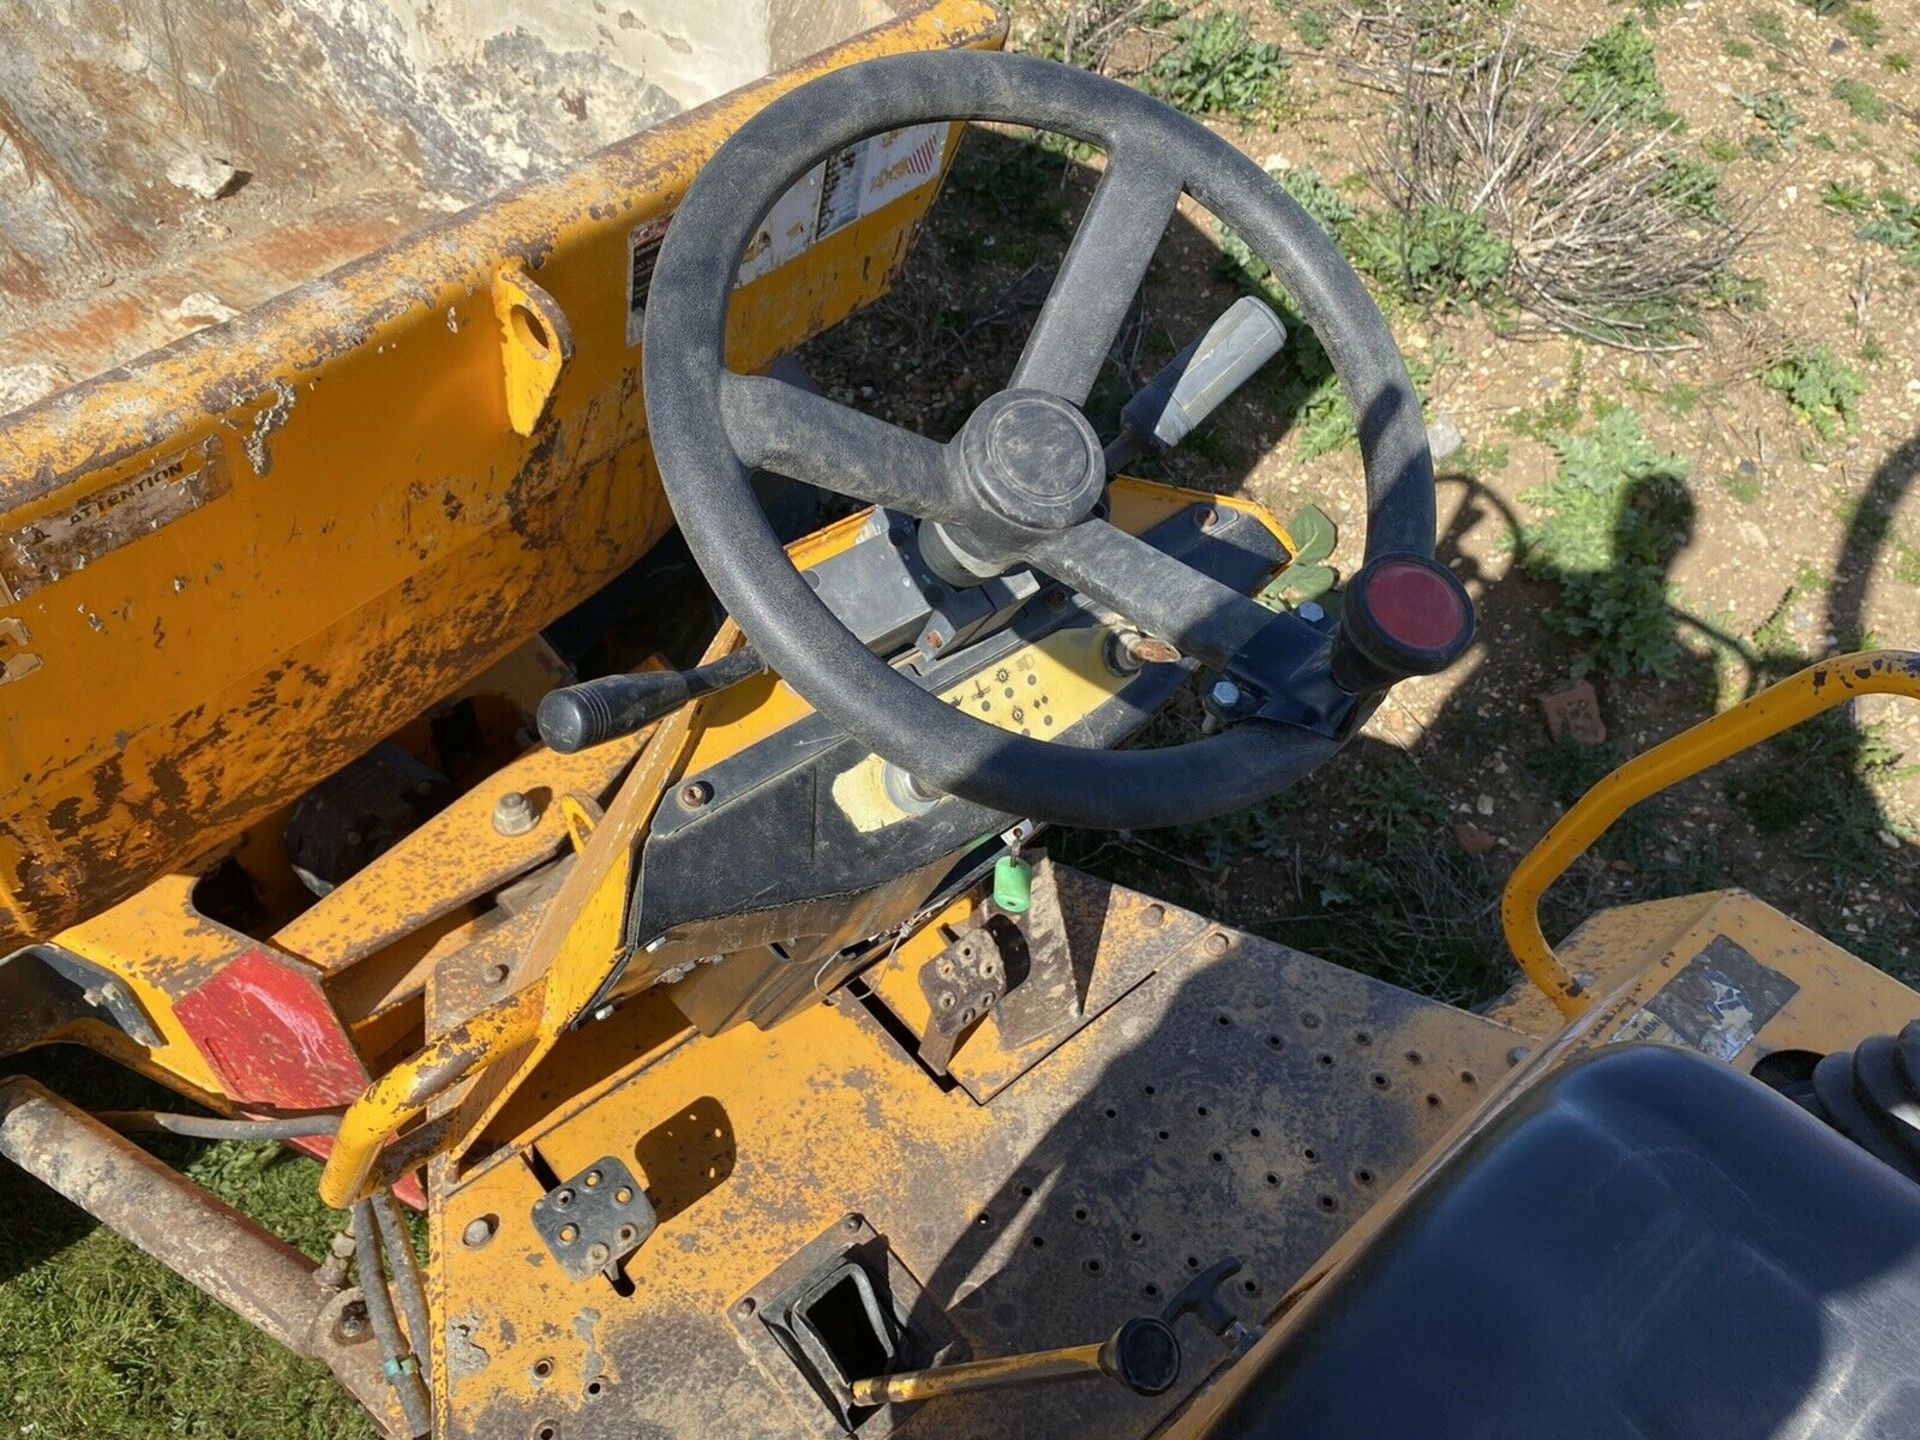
left=529, top=1155, right=657, bottom=1281
left=4, top=944, right=165, bottom=1049
left=987, top=855, right=1084, bottom=1049
left=915, top=930, right=1008, bottom=1074
left=493, top=266, right=574, bottom=436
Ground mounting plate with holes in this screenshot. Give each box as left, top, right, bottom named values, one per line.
left=529, top=1156, right=657, bottom=1282
left=915, top=928, right=1008, bottom=1074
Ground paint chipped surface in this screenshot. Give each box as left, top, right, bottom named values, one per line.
left=446, top=1314, right=493, bottom=1381
left=244, top=381, right=297, bottom=476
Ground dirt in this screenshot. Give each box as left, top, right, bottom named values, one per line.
left=801, top=0, right=1920, bottom=997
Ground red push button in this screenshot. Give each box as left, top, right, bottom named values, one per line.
left=1368, top=558, right=1469, bottom=652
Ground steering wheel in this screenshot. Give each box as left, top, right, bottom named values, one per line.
left=643, top=50, right=1472, bottom=831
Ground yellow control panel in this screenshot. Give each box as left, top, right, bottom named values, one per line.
left=831, top=624, right=1134, bottom=831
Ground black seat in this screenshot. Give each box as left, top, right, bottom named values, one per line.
left=1202, top=1043, right=1920, bottom=1439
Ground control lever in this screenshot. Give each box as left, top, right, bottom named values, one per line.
left=1161, top=1255, right=1262, bottom=1357
left=845, top=1253, right=1256, bottom=1409
left=537, top=648, right=764, bottom=754
left=1105, top=296, right=1288, bottom=474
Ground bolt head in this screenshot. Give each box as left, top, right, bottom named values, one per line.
left=483, top=962, right=510, bottom=986
left=1297, top=601, right=1326, bottom=623
left=492, top=790, right=538, bottom=836
left=734, top=1298, right=757, bottom=1320
left=679, top=780, right=713, bottom=809
left=334, top=1299, right=372, bottom=1344
left=462, top=1216, right=497, bottom=1248
left=592, top=1004, right=616, bottom=1022
left=586, top=1242, right=610, bottom=1265
left=1209, top=679, right=1242, bottom=711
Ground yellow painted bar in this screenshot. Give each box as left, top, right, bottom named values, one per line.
left=318, top=988, right=540, bottom=1209
left=848, top=1342, right=1108, bottom=1406
left=1503, top=650, right=1920, bottom=1016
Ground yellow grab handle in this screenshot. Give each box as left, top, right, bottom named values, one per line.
left=1502, top=650, right=1920, bottom=1018
left=318, top=989, right=540, bottom=1209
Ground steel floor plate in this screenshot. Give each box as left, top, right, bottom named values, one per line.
left=434, top=870, right=1525, bottom=1440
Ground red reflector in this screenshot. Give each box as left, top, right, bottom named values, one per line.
left=1369, top=561, right=1465, bottom=651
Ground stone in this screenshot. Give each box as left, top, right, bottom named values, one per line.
left=1453, top=822, right=1496, bottom=856
left=166, top=153, right=247, bottom=200
left=1539, top=680, right=1606, bottom=745
left=1426, top=413, right=1464, bottom=466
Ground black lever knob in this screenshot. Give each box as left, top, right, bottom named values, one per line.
left=1332, top=553, right=1475, bottom=694
left=537, top=648, right=764, bottom=753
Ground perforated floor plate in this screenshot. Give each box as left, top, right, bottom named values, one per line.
left=437, top=870, right=1526, bottom=1440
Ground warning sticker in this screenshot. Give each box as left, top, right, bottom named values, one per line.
left=1610, top=933, right=1799, bottom=1063
left=625, top=123, right=953, bottom=346
left=737, top=163, right=825, bottom=285
left=626, top=214, right=672, bottom=347
left=1, top=438, right=227, bottom=601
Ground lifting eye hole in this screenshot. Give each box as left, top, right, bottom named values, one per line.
left=510, top=303, right=551, bottom=357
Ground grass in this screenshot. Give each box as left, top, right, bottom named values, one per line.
left=0, top=1048, right=378, bottom=1440
left=1748, top=8, right=1792, bottom=50
left=1836, top=492, right=1920, bottom=588
left=1831, top=77, right=1890, bottom=122
left=1563, top=18, right=1673, bottom=125
left=1656, top=153, right=1725, bottom=220
left=1855, top=190, right=1920, bottom=266
left=1213, top=208, right=1360, bottom=461
left=1737, top=89, right=1805, bottom=154
left=1517, top=406, right=1694, bottom=680
left=1211, top=164, right=1452, bottom=462
left=1823, top=179, right=1875, bottom=214
left=1062, top=744, right=1516, bottom=1009
left=1144, top=12, right=1291, bottom=120
left=1714, top=562, right=1915, bottom=872
left=1279, top=2, right=1334, bottom=49
left=1842, top=4, right=1887, bottom=47
left=1349, top=205, right=1514, bottom=305
left=1764, top=345, right=1867, bottom=438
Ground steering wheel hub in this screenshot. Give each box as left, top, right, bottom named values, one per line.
left=956, top=389, right=1106, bottom=536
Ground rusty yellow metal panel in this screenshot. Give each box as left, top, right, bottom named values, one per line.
left=0, top=0, right=1009, bottom=953
left=1549, top=889, right=1920, bottom=1066
left=423, top=871, right=1523, bottom=1439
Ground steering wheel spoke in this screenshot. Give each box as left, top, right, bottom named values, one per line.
left=1022, top=517, right=1276, bottom=670
left=1009, top=153, right=1185, bottom=406
left=719, top=371, right=970, bottom=526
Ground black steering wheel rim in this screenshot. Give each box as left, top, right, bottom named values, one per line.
left=643, top=49, right=1437, bottom=831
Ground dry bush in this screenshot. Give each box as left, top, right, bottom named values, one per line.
left=1355, top=10, right=1758, bottom=349
left=1025, top=0, right=1178, bottom=75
